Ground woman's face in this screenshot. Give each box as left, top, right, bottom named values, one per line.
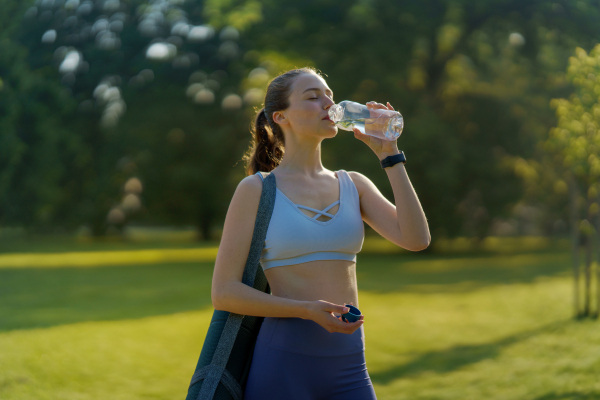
left=273, top=73, right=337, bottom=139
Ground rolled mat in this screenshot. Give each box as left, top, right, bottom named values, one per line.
left=185, top=171, right=276, bottom=400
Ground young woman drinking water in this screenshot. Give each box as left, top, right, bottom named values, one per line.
left=211, top=67, right=430, bottom=399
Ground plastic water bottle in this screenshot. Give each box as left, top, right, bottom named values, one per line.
left=328, top=100, right=404, bottom=141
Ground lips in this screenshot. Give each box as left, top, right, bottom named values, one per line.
left=322, top=116, right=331, bottom=121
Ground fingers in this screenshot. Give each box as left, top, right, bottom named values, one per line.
left=353, top=127, right=366, bottom=139
left=333, top=316, right=363, bottom=334
left=338, top=314, right=363, bottom=324
left=332, top=301, right=363, bottom=330
left=367, top=101, right=395, bottom=111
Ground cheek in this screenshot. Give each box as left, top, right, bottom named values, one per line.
left=288, top=103, right=322, bottom=128
left=297, top=103, right=321, bottom=119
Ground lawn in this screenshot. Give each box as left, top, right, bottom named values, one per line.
left=0, top=236, right=598, bottom=400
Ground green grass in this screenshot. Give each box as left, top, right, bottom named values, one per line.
left=0, top=232, right=219, bottom=254
left=1, top=237, right=599, bottom=399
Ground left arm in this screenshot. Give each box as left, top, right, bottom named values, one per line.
left=349, top=101, right=430, bottom=251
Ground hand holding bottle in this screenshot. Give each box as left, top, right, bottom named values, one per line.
left=328, top=100, right=403, bottom=141
left=352, top=101, right=401, bottom=159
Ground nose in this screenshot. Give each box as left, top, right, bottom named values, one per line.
left=324, top=96, right=335, bottom=109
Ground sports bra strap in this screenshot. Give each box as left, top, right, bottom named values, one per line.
left=255, top=171, right=270, bottom=181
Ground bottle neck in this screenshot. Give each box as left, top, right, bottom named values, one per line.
left=328, top=103, right=343, bottom=123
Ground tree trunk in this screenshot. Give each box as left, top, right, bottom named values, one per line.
left=197, top=212, right=213, bottom=242
left=568, top=176, right=581, bottom=318
left=584, top=231, right=592, bottom=317
left=583, top=196, right=593, bottom=317
left=91, top=211, right=108, bottom=237
left=596, top=192, right=600, bottom=319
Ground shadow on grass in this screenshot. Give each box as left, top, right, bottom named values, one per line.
left=0, top=262, right=214, bottom=332
left=0, top=250, right=571, bottom=333
left=357, top=251, right=571, bottom=294
left=370, top=319, right=570, bottom=384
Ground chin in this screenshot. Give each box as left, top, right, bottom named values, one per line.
left=310, top=124, right=337, bottom=139
left=325, top=128, right=338, bottom=138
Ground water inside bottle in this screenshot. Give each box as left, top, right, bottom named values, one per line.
left=336, top=115, right=403, bottom=140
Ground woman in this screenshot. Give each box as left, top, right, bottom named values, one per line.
left=211, top=67, right=430, bottom=399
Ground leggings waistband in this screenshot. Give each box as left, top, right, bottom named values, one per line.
left=257, top=317, right=365, bottom=357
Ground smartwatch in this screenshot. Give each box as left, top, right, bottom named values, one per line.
left=380, top=152, right=406, bottom=169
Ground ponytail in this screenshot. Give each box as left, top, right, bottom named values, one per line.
left=250, top=108, right=284, bottom=174
left=242, top=67, right=324, bottom=176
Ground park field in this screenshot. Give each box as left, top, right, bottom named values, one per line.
left=0, top=236, right=598, bottom=400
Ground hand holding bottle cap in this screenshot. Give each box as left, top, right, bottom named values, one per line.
left=341, top=304, right=362, bottom=323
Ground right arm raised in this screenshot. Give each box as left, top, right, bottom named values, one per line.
left=210, top=174, right=309, bottom=319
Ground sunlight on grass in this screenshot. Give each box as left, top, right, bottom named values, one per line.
left=0, top=236, right=570, bottom=269
left=0, top=248, right=218, bottom=268
left=399, top=253, right=567, bottom=274
left=361, top=236, right=569, bottom=254
left=123, top=226, right=199, bottom=242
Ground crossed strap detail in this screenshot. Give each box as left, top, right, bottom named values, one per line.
left=296, top=200, right=340, bottom=221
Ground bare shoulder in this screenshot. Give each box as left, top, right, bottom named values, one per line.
left=346, top=170, right=376, bottom=199
left=229, top=174, right=264, bottom=214
left=223, top=173, right=264, bottom=239
left=238, top=173, right=264, bottom=194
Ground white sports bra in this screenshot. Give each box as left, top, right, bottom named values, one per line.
left=255, top=170, right=365, bottom=270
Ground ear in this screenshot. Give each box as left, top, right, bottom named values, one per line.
left=272, top=110, right=289, bottom=126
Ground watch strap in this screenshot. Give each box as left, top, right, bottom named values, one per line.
left=380, top=152, right=406, bottom=169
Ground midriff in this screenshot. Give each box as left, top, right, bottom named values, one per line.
left=264, top=259, right=359, bottom=309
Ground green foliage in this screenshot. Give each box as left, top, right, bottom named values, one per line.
left=243, top=0, right=600, bottom=237
left=538, top=43, right=600, bottom=232
left=547, top=45, right=600, bottom=186
left=3, top=0, right=259, bottom=237
left=4, top=0, right=600, bottom=238
left=203, top=0, right=263, bottom=31
left=0, top=0, right=89, bottom=231
left=113, top=83, right=250, bottom=239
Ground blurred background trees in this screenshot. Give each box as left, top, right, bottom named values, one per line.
left=1, top=0, right=599, bottom=243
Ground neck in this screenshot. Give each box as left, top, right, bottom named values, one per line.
left=275, top=135, right=326, bottom=177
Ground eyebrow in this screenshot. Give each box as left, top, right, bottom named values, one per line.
left=302, top=87, right=334, bottom=96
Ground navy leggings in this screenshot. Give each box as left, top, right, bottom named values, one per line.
left=243, top=316, right=377, bottom=400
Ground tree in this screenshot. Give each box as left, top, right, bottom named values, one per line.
left=5, top=0, right=600, bottom=242
left=241, top=0, right=600, bottom=240
left=7, top=0, right=258, bottom=237
left=544, top=44, right=600, bottom=318
left=0, top=0, right=86, bottom=232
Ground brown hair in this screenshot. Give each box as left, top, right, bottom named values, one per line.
left=242, top=67, right=325, bottom=175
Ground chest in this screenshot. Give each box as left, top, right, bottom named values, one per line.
left=274, top=175, right=342, bottom=220
left=263, top=179, right=364, bottom=253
